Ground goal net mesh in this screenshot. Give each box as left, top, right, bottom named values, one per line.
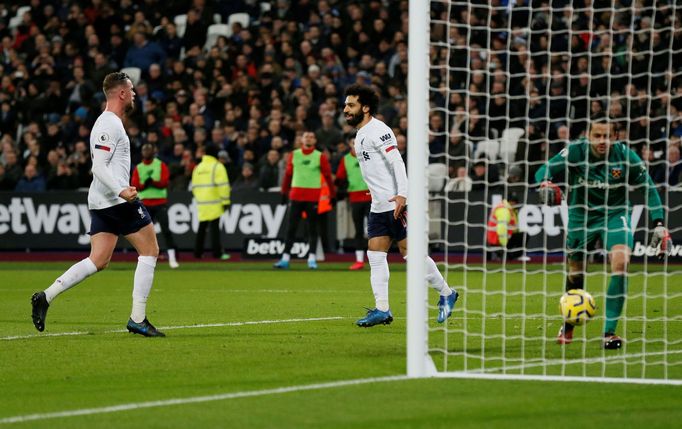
left=424, top=0, right=682, bottom=382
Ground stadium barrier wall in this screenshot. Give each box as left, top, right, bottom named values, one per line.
left=1, top=190, right=681, bottom=258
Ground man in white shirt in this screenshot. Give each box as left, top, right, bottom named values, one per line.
left=31, top=72, right=164, bottom=337
left=343, top=84, right=459, bottom=327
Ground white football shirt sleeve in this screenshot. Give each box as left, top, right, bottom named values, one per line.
left=373, top=131, right=408, bottom=200
left=91, top=127, right=126, bottom=197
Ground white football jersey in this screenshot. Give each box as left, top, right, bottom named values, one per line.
left=88, top=111, right=131, bottom=209
left=355, top=117, right=408, bottom=213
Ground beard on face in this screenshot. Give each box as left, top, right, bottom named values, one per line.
left=345, top=110, right=364, bottom=126
left=124, top=99, right=135, bottom=114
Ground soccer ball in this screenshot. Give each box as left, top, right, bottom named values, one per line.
left=560, top=289, right=597, bottom=326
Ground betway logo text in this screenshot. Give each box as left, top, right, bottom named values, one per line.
left=633, top=241, right=682, bottom=257
left=0, top=198, right=286, bottom=245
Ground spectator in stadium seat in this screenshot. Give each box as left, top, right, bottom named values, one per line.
left=470, top=158, right=500, bottom=192
left=15, top=163, right=46, bottom=192
left=655, top=145, right=682, bottom=187
left=232, top=162, right=259, bottom=191
left=445, top=166, right=473, bottom=192
left=258, top=149, right=282, bottom=191
left=123, top=32, right=166, bottom=73
left=0, top=164, right=15, bottom=190
left=47, top=159, right=79, bottom=190
left=2, top=150, right=23, bottom=188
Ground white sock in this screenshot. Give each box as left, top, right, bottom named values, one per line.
left=404, top=255, right=453, bottom=296
left=168, top=249, right=177, bottom=264
left=131, top=255, right=157, bottom=323
left=307, top=253, right=316, bottom=263
left=367, top=250, right=390, bottom=311
left=355, top=250, right=364, bottom=263
left=44, top=258, right=97, bottom=303
left=281, top=253, right=290, bottom=263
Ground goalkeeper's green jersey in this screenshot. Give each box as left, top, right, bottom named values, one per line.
left=535, top=138, right=664, bottom=223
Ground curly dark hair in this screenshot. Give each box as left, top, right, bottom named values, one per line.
left=344, top=84, right=379, bottom=115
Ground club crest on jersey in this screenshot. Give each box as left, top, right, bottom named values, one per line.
left=611, top=167, right=622, bottom=179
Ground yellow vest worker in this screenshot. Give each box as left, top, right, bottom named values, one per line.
left=191, top=153, right=231, bottom=222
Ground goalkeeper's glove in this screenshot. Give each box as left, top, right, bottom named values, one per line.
left=650, top=221, right=673, bottom=259
left=538, top=181, right=562, bottom=206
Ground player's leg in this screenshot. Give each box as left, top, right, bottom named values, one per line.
left=397, top=235, right=458, bottom=323
left=155, top=205, right=179, bottom=268
left=558, top=222, right=593, bottom=345
left=349, top=202, right=368, bottom=270
left=602, top=214, right=633, bottom=349
left=275, top=202, right=303, bottom=268
left=31, top=206, right=121, bottom=332
left=125, top=222, right=164, bottom=337
left=356, top=232, right=394, bottom=327
left=304, top=202, right=319, bottom=269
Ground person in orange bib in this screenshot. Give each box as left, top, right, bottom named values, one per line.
left=486, top=193, right=525, bottom=260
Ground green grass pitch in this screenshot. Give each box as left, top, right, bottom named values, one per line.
left=0, top=261, right=680, bottom=428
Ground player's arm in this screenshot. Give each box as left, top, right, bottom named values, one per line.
left=627, top=148, right=673, bottom=258
left=372, top=133, right=407, bottom=218
left=534, top=148, right=568, bottom=205
left=91, top=134, right=134, bottom=201
left=280, top=152, right=294, bottom=199
left=148, top=162, right=170, bottom=189
left=320, top=153, right=336, bottom=199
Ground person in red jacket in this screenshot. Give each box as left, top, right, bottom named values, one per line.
left=132, top=143, right=179, bottom=268
left=274, top=131, right=336, bottom=269
left=335, top=138, right=372, bottom=270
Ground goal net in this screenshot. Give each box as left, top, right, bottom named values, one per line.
left=407, top=0, right=682, bottom=384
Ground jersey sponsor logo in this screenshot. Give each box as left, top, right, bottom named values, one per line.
left=362, top=151, right=370, bottom=161
left=577, top=176, right=610, bottom=189
left=94, top=144, right=111, bottom=152
left=611, top=167, right=622, bottom=179
left=385, top=145, right=397, bottom=153
left=379, top=133, right=392, bottom=142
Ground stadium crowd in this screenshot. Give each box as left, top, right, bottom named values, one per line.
left=0, top=0, right=680, bottom=194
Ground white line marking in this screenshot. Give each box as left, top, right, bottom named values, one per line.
left=470, top=349, right=682, bottom=374
left=0, top=331, right=88, bottom=341
left=0, top=375, right=409, bottom=425
left=0, top=317, right=345, bottom=341
left=434, top=372, right=682, bottom=385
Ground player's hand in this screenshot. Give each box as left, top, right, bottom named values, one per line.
left=389, top=195, right=407, bottom=219
left=650, top=223, right=673, bottom=259
left=119, top=186, right=138, bottom=203
left=538, top=181, right=562, bottom=206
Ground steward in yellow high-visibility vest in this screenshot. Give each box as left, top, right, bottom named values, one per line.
left=191, top=143, right=231, bottom=260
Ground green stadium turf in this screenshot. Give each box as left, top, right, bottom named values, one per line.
left=0, top=261, right=680, bottom=428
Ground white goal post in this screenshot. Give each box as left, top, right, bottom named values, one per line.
left=407, top=0, right=682, bottom=384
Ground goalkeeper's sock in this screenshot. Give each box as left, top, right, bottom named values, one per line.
left=44, top=258, right=98, bottom=303
left=131, top=256, right=157, bottom=323
left=604, top=274, right=627, bottom=335
left=367, top=250, right=390, bottom=312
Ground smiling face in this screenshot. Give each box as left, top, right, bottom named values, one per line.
left=588, top=122, right=614, bottom=158
left=343, top=95, right=367, bottom=127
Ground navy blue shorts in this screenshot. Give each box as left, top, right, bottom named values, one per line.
left=89, top=200, right=152, bottom=236
left=367, top=210, right=407, bottom=241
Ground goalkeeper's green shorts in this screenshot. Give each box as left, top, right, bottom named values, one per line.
left=566, top=213, right=633, bottom=261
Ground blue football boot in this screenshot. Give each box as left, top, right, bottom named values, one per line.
left=437, top=289, right=459, bottom=323
left=273, top=259, right=290, bottom=269
left=307, top=259, right=318, bottom=270
left=127, top=318, right=166, bottom=337
left=356, top=308, right=393, bottom=327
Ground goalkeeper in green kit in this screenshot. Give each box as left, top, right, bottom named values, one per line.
left=535, top=114, right=673, bottom=349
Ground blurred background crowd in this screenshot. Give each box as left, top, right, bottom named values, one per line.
left=0, top=0, right=680, bottom=195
